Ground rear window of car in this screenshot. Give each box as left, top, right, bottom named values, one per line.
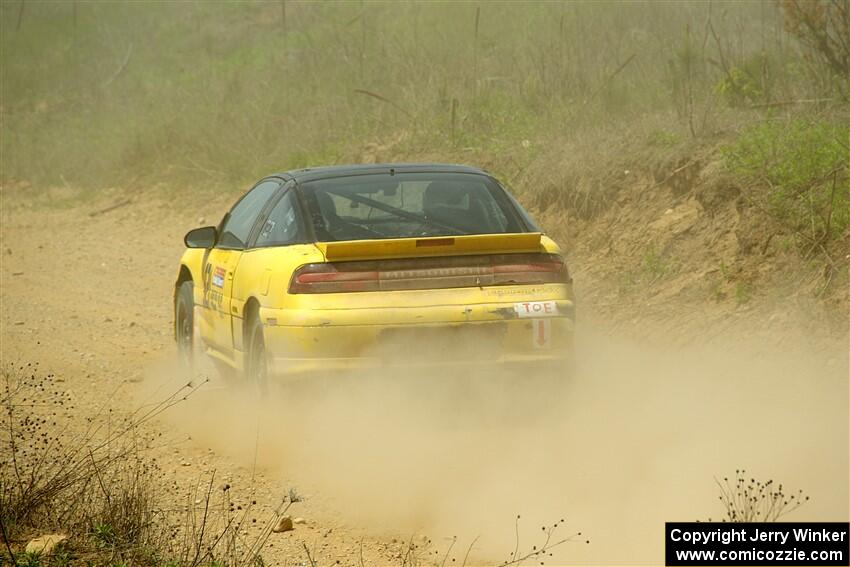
left=298, top=172, right=530, bottom=242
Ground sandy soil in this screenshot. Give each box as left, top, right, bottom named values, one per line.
left=2, top=186, right=847, bottom=565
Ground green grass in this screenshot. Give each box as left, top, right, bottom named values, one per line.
left=617, top=245, right=676, bottom=295
left=16, top=553, right=43, bottom=567
left=641, top=246, right=672, bottom=283
left=734, top=282, right=753, bottom=305
left=723, top=117, right=850, bottom=240
left=648, top=129, right=680, bottom=148
left=91, top=523, right=117, bottom=548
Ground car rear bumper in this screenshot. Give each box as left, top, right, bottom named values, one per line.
left=261, top=315, right=574, bottom=378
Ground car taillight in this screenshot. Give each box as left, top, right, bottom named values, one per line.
left=289, top=263, right=380, bottom=293
left=288, top=254, right=571, bottom=294
left=492, top=258, right=568, bottom=285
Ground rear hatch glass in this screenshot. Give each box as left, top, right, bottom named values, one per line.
left=298, top=172, right=530, bottom=242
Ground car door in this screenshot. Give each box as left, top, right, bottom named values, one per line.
left=230, top=184, right=306, bottom=352
left=200, top=179, right=281, bottom=356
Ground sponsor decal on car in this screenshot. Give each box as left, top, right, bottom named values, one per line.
left=485, top=286, right=545, bottom=297
left=514, top=300, right=558, bottom=318
left=212, top=266, right=226, bottom=289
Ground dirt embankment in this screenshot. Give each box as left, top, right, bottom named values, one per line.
left=523, top=141, right=848, bottom=347
left=1, top=176, right=847, bottom=565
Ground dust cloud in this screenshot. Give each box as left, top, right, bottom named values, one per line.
left=146, top=320, right=848, bottom=565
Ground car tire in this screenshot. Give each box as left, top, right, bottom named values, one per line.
left=246, top=315, right=269, bottom=398
left=175, top=280, right=195, bottom=376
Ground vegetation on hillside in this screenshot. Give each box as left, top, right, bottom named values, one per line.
left=1, top=2, right=846, bottom=186
left=724, top=117, right=849, bottom=239
left=1, top=1, right=847, bottom=294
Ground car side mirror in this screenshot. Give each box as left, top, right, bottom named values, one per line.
left=184, top=226, right=217, bottom=248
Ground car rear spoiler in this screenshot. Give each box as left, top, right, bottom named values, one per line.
left=316, top=232, right=544, bottom=262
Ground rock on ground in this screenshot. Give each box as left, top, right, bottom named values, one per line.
left=25, top=534, right=67, bottom=555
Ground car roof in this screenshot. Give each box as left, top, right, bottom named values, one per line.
left=275, top=163, right=489, bottom=183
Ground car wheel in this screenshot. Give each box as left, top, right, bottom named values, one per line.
left=175, top=280, right=195, bottom=375
left=246, top=315, right=269, bottom=397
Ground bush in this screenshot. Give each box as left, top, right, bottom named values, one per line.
left=0, top=363, right=283, bottom=566
left=0, top=363, right=159, bottom=563
left=722, top=116, right=849, bottom=242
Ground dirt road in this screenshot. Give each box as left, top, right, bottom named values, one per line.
left=2, top=186, right=847, bottom=565
left=1, top=188, right=416, bottom=564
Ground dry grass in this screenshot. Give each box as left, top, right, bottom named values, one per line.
left=1, top=2, right=844, bottom=191
left=709, top=469, right=809, bottom=523
left=0, top=363, right=282, bottom=567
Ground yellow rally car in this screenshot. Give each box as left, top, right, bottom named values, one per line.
left=174, top=164, right=575, bottom=389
